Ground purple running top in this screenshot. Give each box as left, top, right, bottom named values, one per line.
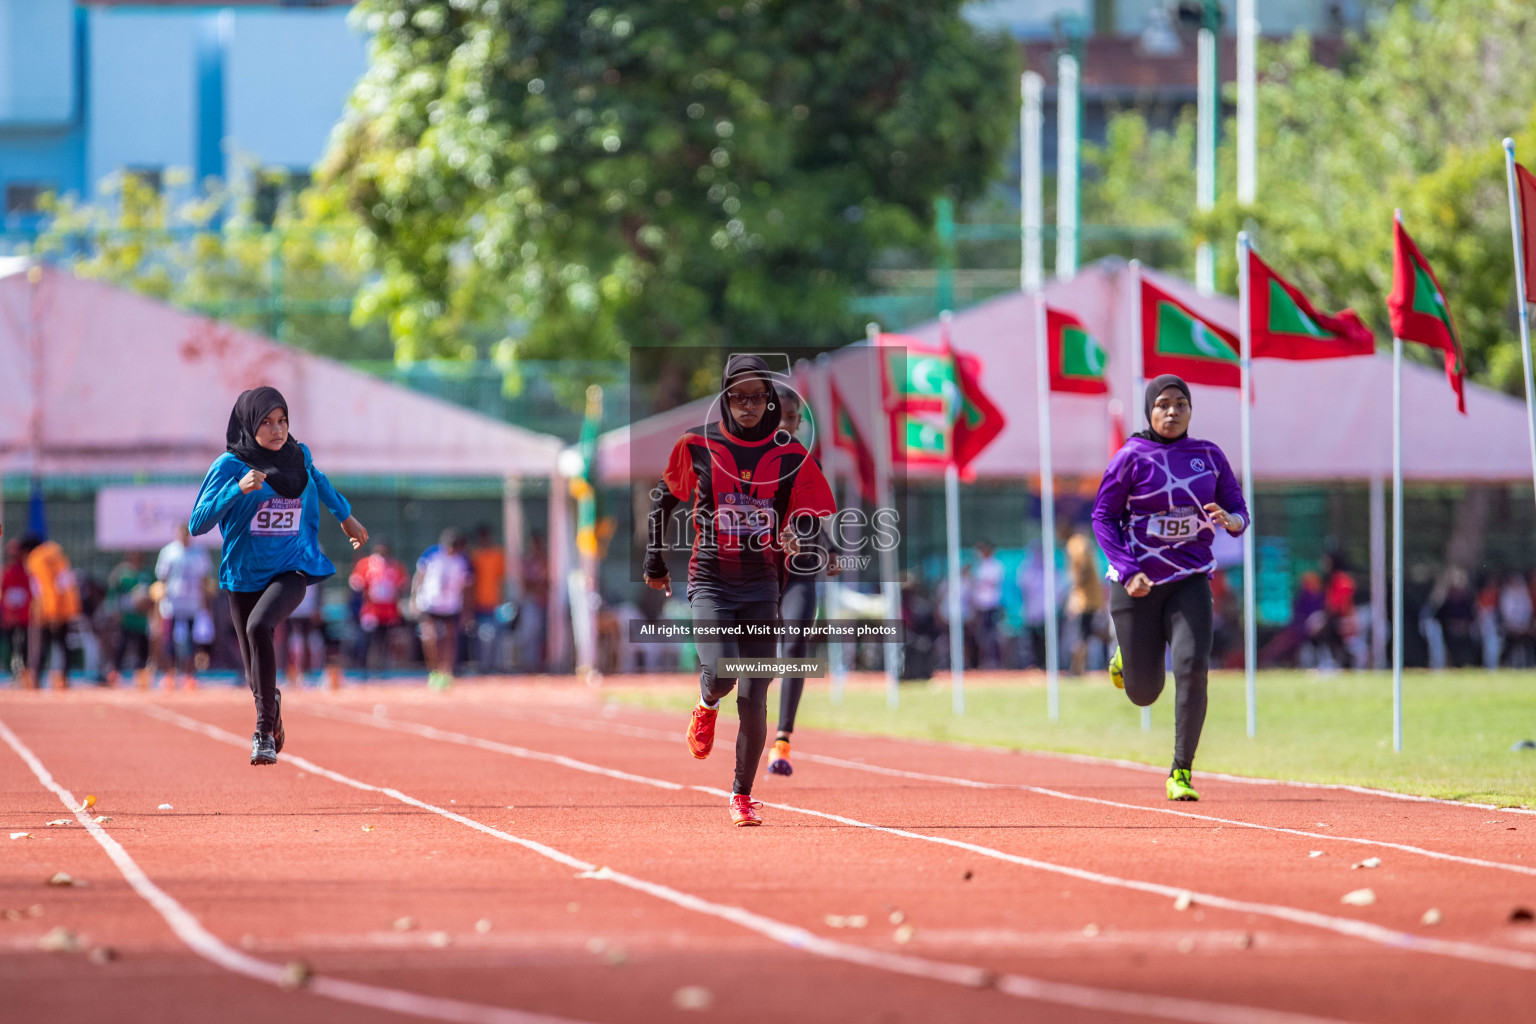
left=1091, top=435, right=1249, bottom=587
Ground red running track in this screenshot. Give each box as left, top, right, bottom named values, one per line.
left=3, top=681, right=1535, bottom=1024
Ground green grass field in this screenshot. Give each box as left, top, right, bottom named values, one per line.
left=612, top=670, right=1536, bottom=808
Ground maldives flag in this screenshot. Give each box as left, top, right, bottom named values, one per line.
left=1045, top=306, right=1109, bottom=394
left=1515, top=160, right=1536, bottom=297
left=1141, top=278, right=1241, bottom=388
left=1387, top=219, right=1467, bottom=414
left=877, top=331, right=1005, bottom=472
left=790, top=361, right=820, bottom=461
left=829, top=377, right=877, bottom=503
left=949, top=347, right=1006, bottom=472
left=1248, top=250, right=1375, bottom=360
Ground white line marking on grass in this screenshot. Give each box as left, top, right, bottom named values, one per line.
left=408, top=704, right=1536, bottom=879
left=137, top=704, right=1362, bottom=1024
left=0, top=713, right=593, bottom=1024
left=314, top=703, right=1536, bottom=974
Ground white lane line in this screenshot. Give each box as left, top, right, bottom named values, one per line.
left=0, top=713, right=594, bottom=1024
left=491, top=698, right=1536, bottom=817
left=409, top=704, right=1536, bottom=879
left=137, top=703, right=1361, bottom=1024
left=311, top=703, right=1536, bottom=974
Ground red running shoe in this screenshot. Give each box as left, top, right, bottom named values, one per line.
left=686, top=703, right=718, bottom=759
left=730, top=794, right=763, bottom=827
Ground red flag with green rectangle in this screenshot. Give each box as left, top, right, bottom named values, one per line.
left=1387, top=219, right=1466, bottom=414
left=877, top=332, right=1004, bottom=472
left=1248, top=249, right=1375, bottom=360
left=828, top=377, right=877, bottom=503
left=1140, top=278, right=1241, bottom=388
left=1045, top=306, right=1108, bottom=394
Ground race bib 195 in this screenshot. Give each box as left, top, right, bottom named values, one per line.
left=1147, top=506, right=1201, bottom=543
left=250, top=497, right=303, bottom=536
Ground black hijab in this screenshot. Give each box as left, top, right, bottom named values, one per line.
left=226, top=387, right=309, bottom=499
left=1132, top=374, right=1191, bottom=445
left=717, top=354, right=783, bottom=443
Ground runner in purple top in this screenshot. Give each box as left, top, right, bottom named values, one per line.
left=1092, top=375, right=1248, bottom=801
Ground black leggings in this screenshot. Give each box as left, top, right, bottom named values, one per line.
left=691, top=592, right=779, bottom=796
left=1109, top=573, right=1213, bottom=773
left=30, top=623, right=69, bottom=678
left=777, top=578, right=817, bottom=735
left=230, top=573, right=310, bottom=734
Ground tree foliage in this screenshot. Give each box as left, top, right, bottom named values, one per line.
left=324, top=0, right=1016, bottom=363
left=1085, top=0, right=1536, bottom=393
left=28, top=173, right=390, bottom=362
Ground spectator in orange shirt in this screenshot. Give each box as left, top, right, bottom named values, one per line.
left=21, top=534, right=80, bottom=688
left=469, top=524, right=506, bottom=674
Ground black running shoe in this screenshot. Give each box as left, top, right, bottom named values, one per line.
left=250, top=732, right=277, bottom=766
left=273, top=690, right=285, bottom=754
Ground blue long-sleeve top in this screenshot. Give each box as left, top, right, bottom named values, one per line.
left=190, top=443, right=352, bottom=592
left=1091, top=434, right=1248, bottom=587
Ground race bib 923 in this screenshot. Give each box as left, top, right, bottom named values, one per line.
left=250, top=497, right=303, bottom=536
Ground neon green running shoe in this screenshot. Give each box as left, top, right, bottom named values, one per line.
left=1109, top=647, right=1124, bottom=690
left=1166, top=769, right=1200, bottom=802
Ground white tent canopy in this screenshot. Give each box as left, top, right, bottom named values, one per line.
left=0, top=265, right=563, bottom=478
left=600, top=259, right=1535, bottom=484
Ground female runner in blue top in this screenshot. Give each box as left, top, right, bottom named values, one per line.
left=191, top=387, right=369, bottom=765
left=1092, top=375, right=1248, bottom=801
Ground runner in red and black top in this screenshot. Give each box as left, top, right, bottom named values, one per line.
left=645, top=354, right=835, bottom=826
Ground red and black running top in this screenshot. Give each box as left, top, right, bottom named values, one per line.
left=647, top=420, right=835, bottom=603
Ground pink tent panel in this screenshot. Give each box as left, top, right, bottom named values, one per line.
left=0, top=266, right=563, bottom=479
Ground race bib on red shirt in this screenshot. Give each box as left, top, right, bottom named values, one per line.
left=715, top=491, right=774, bottom=539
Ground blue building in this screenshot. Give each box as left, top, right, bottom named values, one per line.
left=0, top=0, right=367, bottom=232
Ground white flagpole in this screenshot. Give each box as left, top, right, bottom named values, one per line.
left=1195, top=22, right=1217, bottom=294
left=1034, top=294, right=1060, bottom=720
left=1129, top=260, right=1151, bottom=732
left=1502, top=139, right=1536, bottom=531
left=1237, top=232, right=1257, bottom=738
left=1022, top=72, right=1044, bottom=294
left=815, top=353, right=846, bottom=707
left=867, top=322, right=901, bottom=708
left=1056, top=52, right=1080, bottom=281
left=941, top=311, right=965, bottom=716
left=1392, top=210, right=1405, bottom=753
left=1236, top=0, right=1258, bottom=207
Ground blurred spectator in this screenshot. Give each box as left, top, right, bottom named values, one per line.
left=155, top=522, right=211, bottom=689
left=515, top=531, right=549, bottom=672
left=105, top=552, right=154, bottom=687
left=1260, top=570, right=1326, bottom=668
left=285, top=583, right=325, bottom=686
left=972, top=542, right=1004, bottom=669
left=23, top=534, right=80, bottom=688
left=469, top=524, right=506, bottom=674
left=900, top=572, right=939, bottom=680
left=1474, top=576, right=1502, bottom=670
left=2, top=539, right=30, bottom=680
left=414, top=529, right=472, bottom=690
left=1322, top=553, right=1359, bottom=669
left=1064, top=528, right=1106, bottom=675
left=1430, top=568, right=1477, bottom=669
left=1209, top=568, right=1239, bottom=669
left=1501, top=571, right=1534, bottom=668
left=350, top=541, right=407, bottom=676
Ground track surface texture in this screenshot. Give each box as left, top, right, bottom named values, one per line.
left=4, top=681, right=1535, bottom=1024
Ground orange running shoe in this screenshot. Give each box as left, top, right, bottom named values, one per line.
left=766, top=738, right=793, bottom=777
left=729, top=794, right=763, bottom=827
left=686, top=703, right=718, bottom=759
